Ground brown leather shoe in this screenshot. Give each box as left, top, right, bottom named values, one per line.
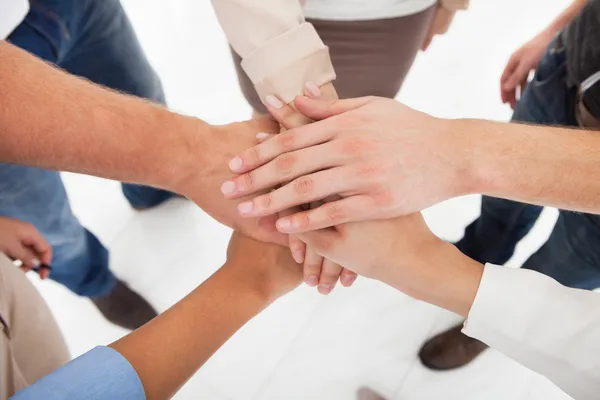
left=418, top=323, right=488, bottom=370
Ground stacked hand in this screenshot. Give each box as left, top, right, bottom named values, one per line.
left=218, top=92, right=482, bottom=313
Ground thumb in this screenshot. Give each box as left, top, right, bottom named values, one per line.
left=294, top=96, right=375, bottom=121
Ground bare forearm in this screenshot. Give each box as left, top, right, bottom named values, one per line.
left=545, top=0, right=587, bottom=34
left=109, top=263, right=269, bottom=400
left=456, top=119, right=600, bottom=214
left=383, top=242, right=483, bottom=317
left=0, top=41, right=209, bottom=191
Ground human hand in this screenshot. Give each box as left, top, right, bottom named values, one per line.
left=0, top=217, right=52, bottom=279
left=226, top=232, right=303, bottom=301
left=222, top=96, right=471, bottom=234
left=297, top=215, right=483, bottom=317
left=173, top=116, right=287, bottom=246
left=422, top=5, right=456, bottom=51
left=500, top=29, right=555, bottom=108
left=262, top=83, right=358, bottom=294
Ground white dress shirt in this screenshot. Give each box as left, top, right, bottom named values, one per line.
left=463, top=264, right=600, bottom=400
left=0, top=0, right=28, bottom=40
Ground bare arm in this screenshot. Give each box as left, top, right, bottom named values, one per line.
left=0, top=41, right=204, bottom=190
left=221, top=96, right=600, bottom=233
left=0, top=41, right=284, bottom=243
left=464, top=118, right=600, bottom=215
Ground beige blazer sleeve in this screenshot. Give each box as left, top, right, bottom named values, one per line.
left=211, top=0, right=336, bottom=104
left=463, top=264, right=600, bottom=400
left=440, top=0, right=469, bottom=11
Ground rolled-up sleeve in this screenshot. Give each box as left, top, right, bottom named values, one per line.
left=440, top=0, right=469, bottom=11
left=11, top=346, right=145, bottom=400
left=463, top=264, right=600, bottom=400
left=211, top=0, right=336, bottom=104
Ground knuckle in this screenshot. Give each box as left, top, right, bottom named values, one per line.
left=293, top=176, right=314, bottom=196
left=276, top=133, right=295, bottom=151
left=356, top=162, right=381, bottom=178
left=274, top=153, right=295, bottom=175
left=324, top=203, right=345, bottom=222
left=340, top=136, right=367, bottom=156
left=255, top=192, right=273, bottom=211
left=239, top=172, right=254, bottom=191
left=246, top=146, right=261, bottom=164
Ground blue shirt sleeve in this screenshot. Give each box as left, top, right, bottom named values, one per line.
left=11, top=346, right=146, bottom=400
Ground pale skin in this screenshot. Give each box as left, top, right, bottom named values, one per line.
left=223, top=95, right=600, bottom=233
left=0, top=40, right=285, bottom=246
left=500, top=0, right=588, bottom=108
left=261, top=83, right=358, bottom=295
left=110, top=233, right=302, bottom=400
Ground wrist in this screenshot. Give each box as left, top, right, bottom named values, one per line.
left=383, top=241, right=483, bottom=317
left=163, top=115, right=216, bottom=196
left=436, top=118, right=481, bottom=198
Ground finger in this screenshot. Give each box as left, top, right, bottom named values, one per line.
left=500, top=55, right=519, bottom=87
left=340, top=268, right=358, bottom=287
left=421, top=34, right=433, bottom=51
left=5, top=244, right=42, bottom=271
left=503, top=64, right=530, bottom=95
left=20, top=229, right=52, bottom=265
left=256, top=132, right=275, bottom=144
left=277, top=195, right=377, bottom=234
left=237, top=167, right=356, bottom=218
left=303, top=247, right=323, bottom=287
left=294, top=96, right=375, bottom=121
left=297, top=228, right=340, bottom=258
left=281, top=205, right=306, bottom=264
left=265, top=95, right=312, bottom=130
left=225, top=122, right=335, bottom=176
left=229, top=142, right=343, bottom=200
left=318, top=258, right=342, bottom=295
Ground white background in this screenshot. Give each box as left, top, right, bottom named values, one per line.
left=31, top=0, right=574, bottom=399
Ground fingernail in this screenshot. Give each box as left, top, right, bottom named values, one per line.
left=220, top=181, right=236, bottom=195
left=306, top=276, right=318, bottom=286
left=277, top=218, right=292, bottom=231
left=237, top=201, right=254, bottom=215
left=341, top=274, right=356, bottom=287
left=293, top=250, right=305, bottom=264
left=31, top=259, right=41, bottom=268
left=256, top=132, right=270, bottom=142
left=318, top=284, right=333, bottom=295
left=266, top=95, right=284, bottom=109
left=304, top=81, right=321, bottom=98
left=229, top=157, right=243, bottom=172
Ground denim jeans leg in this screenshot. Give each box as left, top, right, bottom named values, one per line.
left=55, top=0, right=175, bottom=209
left=522, top=212, right=600, bottom=290
left=3, top=3, right=115, bottom=297
left=456, top=39, right=572, bottom=265
left=0, top=166, right=115, bottom=297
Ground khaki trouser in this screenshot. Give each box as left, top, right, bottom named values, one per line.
left=0, top=254, right=70, bottom=399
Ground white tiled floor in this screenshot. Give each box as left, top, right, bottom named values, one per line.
left=29, top=0, right=575, bottom=399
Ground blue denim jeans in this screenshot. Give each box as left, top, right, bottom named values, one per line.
left=456, top=38, right=600, bottom=290
left=2, top=0, right=174, bottom=296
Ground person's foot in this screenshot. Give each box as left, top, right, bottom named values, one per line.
left=418, top=324, right=488, bottom=370
left=91, top=279, right=157, bottom=330
left=357, top=387, right=388, bottom=400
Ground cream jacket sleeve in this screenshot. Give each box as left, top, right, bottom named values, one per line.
left=211, top=0, right=336, bottom=105
left=463, top=264, right=600, bottom=400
